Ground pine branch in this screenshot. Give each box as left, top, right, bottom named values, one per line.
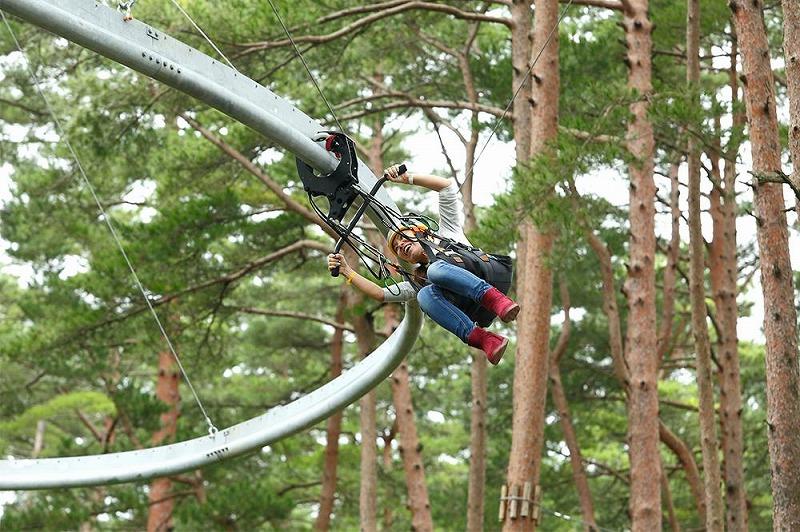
left=234, top=1, right=510, bottom=57
left=180, top=114, right=337, bottom=239
left=228, top=306, right=356, bottom=332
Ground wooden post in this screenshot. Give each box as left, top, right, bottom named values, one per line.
left=508, top=484, right=520, bottom=519
left=520, top=481, right=532, bottom=518
left=499, top=484, right=508, bottom=522
left=532, top=484, right=542, bottom=524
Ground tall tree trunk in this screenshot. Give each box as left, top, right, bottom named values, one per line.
left=354, top=104, right=388, bottom=532
left=462, top=67, right=487, bottom=532
left=315, top=289, right=348, bottom=531
left=784, top=0, right=800, bottom=198
left=549, top=278, right=597, bottom=531
left=686, top=2, right=723, bottom=529
left=391, top=359, right=434, bottom=531
left=731, top=2, right=800, bottom=528
left=349, top=287, right=379, bottom=532
left=575, top=184, right=706, bottom=524
left=661, top=467, right=680, bottom=532
left=379, top=270, right=432, bottom=530
left=657, top=160, right=681, bottom=366
left=574, top=177, right=706, bottom=525
left=382, top=440, right=394, bottom=531
left=503, top=1, right=558, bottom=528
left=382, top=305, right=402, bottom=531
left=708, top=43, right=748, bottom=529
left=466, top=348, right=488, bottom=532
left=621, top=2, right=660, bottom=529
left=147, top=350, right=180, bottom=532
left=510, top=0, right=533, bottom=162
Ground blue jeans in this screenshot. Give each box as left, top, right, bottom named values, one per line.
left=416, top=261, right=492, bottom=342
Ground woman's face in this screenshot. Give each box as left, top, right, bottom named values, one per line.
left=392, top=230, right=426, bottom=263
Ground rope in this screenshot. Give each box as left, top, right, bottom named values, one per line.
left=458, top=0, right=575, bottom=193
left=265, top=0, right=346, bottom=134
left=167, top=0, right=238, bottom=71
left=539, top=506, right=620, bottom=532
left=1, top=11, right=218, bottom=436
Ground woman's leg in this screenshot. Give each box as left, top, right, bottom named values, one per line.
left=416, top=285, right=475, bottom=342
left=417, top=285, right=510, bottom=365
left=427, top=260, right=520, bottom=323
left=425, top=260, right=491, bottom=302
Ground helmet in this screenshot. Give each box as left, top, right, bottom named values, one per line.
left=386, top=224, right=427, bottom=260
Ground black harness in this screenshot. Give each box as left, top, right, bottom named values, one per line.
left=413, top=232, right=513, bottom=327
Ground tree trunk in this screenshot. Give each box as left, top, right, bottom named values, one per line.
left=466, top=349, right=488, bottom=532
left=380, top=264, right=432, bottom=530
left=622, top=2, right=660, bottom=529
left=382, top=430, right=396, bottom=531
left=461, top=61, right=487, bottom=532
left=147, top=350, right=180, bottom=532
left=355, top=106, right=387, bottom=532
left=549, top=279, right=597, bottom=531
left=348, top=286, right=379, bottom=532
left=579, top=180, right=707, bottom=525
left=503, top=1, right=559, bottom=528
left=784, top=0, right=800, bottom=197
left=510, top=0, right=533, bottom=162
left=391, top=360, right=434, bottom=531
left=579, top=180, right=706, bottom=525
left=661, top=467, right=680, bottom=532
left=731, top=2, right=800, bottom=528
left=382, top=304, right=402, bottom=532
left=315, top=289, right=348, bottom=531
left=657, top=159, right=681, bottom=366
left=708, top=43, right=748, bottom=529
left=686, top=2, right=723, bottom=529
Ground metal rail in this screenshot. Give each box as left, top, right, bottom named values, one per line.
left=0, top=304, right=422, bottom=489
left=0, top=0, right=419, bottom=489
left=0, top=0, right=398, bottom=228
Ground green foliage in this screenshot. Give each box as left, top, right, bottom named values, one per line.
left=0, top=391, right=115, bottom=440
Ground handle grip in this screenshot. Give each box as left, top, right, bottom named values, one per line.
left=388, top=164, right=407, bottom=178
left=330, top=165, right=405, bottom=278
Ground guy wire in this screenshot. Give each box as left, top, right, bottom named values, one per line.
left=1, top=10, right=218, bottom=435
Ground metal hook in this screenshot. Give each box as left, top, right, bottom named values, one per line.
left=117, top=0, right=136, bottom=21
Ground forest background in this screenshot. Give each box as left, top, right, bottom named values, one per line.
left=0, top=0, right=799, bottom=530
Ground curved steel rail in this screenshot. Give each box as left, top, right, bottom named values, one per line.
left=0, top=0, right=421, bottom=489
left=0, top=303, right=421, bottom=489
left=0, top=0, right=398, bottom=227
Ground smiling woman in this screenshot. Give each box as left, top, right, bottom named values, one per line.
left=327, top=164, right=517, bottom=365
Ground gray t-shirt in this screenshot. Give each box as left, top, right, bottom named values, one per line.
left=382, top=180, right=470, bottom=303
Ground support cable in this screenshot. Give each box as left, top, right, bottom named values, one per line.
left=265, top=0, right=346, bottom=134
left=166, top=0, right=237, bottom=72
left=539, top=506, right=618, bottom=532
left=1, top=10, right=218, bottom=436
left=458, top=0, right=574, bottom=192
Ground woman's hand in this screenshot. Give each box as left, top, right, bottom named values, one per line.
left=327, top=253, right=351, bottom=276
left=383, top=164, right=410, bottom=184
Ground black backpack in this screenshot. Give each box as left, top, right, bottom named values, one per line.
left=416, top=233, right=514, bottom=327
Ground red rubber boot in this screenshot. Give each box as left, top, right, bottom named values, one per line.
left=467, top=327, right=509, bottom=365
left=480, top=287, right=520, bottom=323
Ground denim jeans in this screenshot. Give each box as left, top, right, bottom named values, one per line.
left=416, top=260, right=492, bottom=342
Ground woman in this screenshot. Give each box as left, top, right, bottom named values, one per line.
left=327, top=165, right=519, bottom=364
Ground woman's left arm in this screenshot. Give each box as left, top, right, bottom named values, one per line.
left=383, top=164, right=452, bottom=191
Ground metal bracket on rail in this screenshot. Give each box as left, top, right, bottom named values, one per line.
left=295, top=132, right=359, bottom=222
